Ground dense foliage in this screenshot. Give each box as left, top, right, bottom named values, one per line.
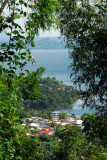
left=0, top=0, right=107, bottom=159
left=27, top=125, right=104, bottom=160
left=81, top=113, right=107, bottom=147
left=0, top=75, right=42, bottom=159
left=21, top=77, right=80, bottom=114
left=0, top=0, right=59, bottom=159
left=39, top=77, right=79, bottom=108
left=55, top=125, right=101, bottom=160
left=58, top=0, right=107, bottom=117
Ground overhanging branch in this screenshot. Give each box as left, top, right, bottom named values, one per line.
left=0, top=0, right=8, bottom=16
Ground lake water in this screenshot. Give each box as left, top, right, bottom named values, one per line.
left=52, top=99, right=95, bottom=118
left=25, top=49, right=72, bottom=84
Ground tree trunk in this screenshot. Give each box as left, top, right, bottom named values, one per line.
left=81, top=0, right=84, bottom=7
left=0, top=0, right=8, bottom=16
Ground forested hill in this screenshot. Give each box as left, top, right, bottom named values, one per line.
left=0, top=36, right=66, bottom=50
left=39, top=77, right=79, bottom=109
left=22, top=77, right=80, bottom=111
left=31, top=37, right=66, bottom=50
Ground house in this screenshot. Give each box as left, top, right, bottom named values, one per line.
left=40, top=130, right=50, bottom=135
left=40, top=130, right=55, bottom=135
left=30, top=128, right=34, bottom=130
left=30, top=123, right=39, bottom=128
left=52, top=111, right=59, bottom=117
left=36, top=117, right=43, bottom=120
left=48, top=130, right=55, bottom=135
left=64, top=117, right=75, bottom=122
left=61, top=122, right=68, bottom=126
left=67, top=122, right=73, bottom=124
left=40, top=121, right=46, bottom=125
left=52, top=117, right=59, bottom=122
left=43, top=119, right=49, bottom=122
left=31, top=116, right=37, bottom=120
left=58, top=88, right=62, bottom=90
left=75, top=120, right=83, bottom=126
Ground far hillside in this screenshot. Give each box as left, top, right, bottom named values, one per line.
left=21, top=77, right=80, bottom=117
left=0, top=35, right=66, bottom=50
left=31, top=37, right=66, bottom=50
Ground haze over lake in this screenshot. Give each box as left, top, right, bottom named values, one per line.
left=26, top=49, right=72, bottom=84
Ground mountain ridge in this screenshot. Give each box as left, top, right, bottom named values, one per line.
left=32, top=37, right=66, bottom=50
left=0, top=36, right=66, bottom=50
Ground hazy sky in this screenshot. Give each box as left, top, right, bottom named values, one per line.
left=0, top=29, right=61, bottom=41
left=39, top=28, right=61, bottom=37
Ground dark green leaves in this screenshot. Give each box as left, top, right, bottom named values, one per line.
left=58, top=0, right=107, bottom=112
left=0, top=0, right=59, bottom=158
left=14, top=14, right=21, bottom=19
left=1, top=43, right=7, bottom=48
left=13, top=30, right=19, bottom=34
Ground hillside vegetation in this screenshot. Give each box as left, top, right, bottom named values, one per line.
left=22, top=77, right=80, bottom=116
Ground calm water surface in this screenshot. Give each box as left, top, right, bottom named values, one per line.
left=52, top=99, right=95, bottom=118
left=26, top=50, right=72, bottom=83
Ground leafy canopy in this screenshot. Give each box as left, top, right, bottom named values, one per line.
left=58, top=0, right=107, bottom=116
left=0, top=0, right=59, bottom=159
left=0, top=0, right=59, bottom=75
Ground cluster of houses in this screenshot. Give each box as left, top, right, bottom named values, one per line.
left=22, top=111, right=83, bottom=137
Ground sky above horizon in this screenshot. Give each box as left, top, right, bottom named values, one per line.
left=38, top=28, right=61, bottom=37
left=0, top=28, right=61, bottom=41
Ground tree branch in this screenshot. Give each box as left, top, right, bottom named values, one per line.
left=0, top=0, right=8, bottom=16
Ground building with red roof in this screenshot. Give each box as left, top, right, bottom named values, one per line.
left=52, top=117, right=59, bottom=121
left=40, top=130, right=50, bottom=134
left=40, top=130, right=55, bottom=135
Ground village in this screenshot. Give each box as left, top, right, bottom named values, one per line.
left=22, top=111, right=83, bottom=137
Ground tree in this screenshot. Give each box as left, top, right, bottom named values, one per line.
left=40, top=112, right=49, bottom=119
left=0, top=0, right=59, bottom=75
left=38, top=137, right=59, bottom=160
left=58, top=0, right=107, bottom=117
left=21, top=67, right=45, bottom=100
left=0, top=76, right=41, bottom=160
left=0, top=0, right=59, bottom=159
left=59, top=112, right=67, bottom=119
left=81, top=113, right=107, bottom=147
left=55, top=125, right=101, bottom=160
left=39, top=133, right=51, bottom=142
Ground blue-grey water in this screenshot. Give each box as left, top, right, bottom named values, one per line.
left=52, top=99, right=95, bottom=118
left=25, top=49, right=72, bottom=84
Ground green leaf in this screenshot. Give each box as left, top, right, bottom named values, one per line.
left=1, top=43, right=6, bottom=47
left=18, top=40, right=24, bottom=45
left=13, top=30, right=18, bottom=34
left=24, top=3, right=27, bottom=7
left=14, top=55, right=20, bottom=60
left=19, top=0, right=23, bottom=4
left=21, top=55, right=26, bottom=60
left=31, top=42, right=35, bottom=47
left=14, top=14, right=21, bottom=19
